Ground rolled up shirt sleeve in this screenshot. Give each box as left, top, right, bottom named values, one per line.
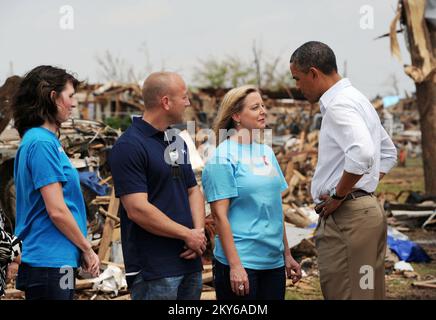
left=379, top=126, right=398, bottom=173
left=327, top=104, right=375, bottom=175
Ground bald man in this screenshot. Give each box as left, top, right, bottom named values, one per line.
left=109, top=72, right=206, bottom=300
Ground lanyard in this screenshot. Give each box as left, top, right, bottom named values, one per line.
left=164, top=131, right=182, bottom=180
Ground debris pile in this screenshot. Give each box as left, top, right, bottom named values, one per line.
left=2, top=80, right=435, bottom=300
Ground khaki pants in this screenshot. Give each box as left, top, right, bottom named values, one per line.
left=314, top=195, right=387, bottom=300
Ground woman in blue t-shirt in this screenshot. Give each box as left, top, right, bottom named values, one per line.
left=202, top=85, right=302, bottom=300
left=12, top=66, right=100, bottom=300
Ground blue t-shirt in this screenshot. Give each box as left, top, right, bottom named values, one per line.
left=202, top=139, right=288, bottom=270
left=14, top=127, right=87, bottom=268
left=109, top=117, right=202, bottom=287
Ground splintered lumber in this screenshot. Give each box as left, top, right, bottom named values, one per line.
left=201, top=291, right=216, bottom=300
left=281, top=188, right=290, bottom=199
left=283, top=203, right=312, bottom=228
left=285, top=278, right=315, bottom=290
left=92, top=196, right=111, bottom=205
left=412, top=279, right=436, bottom=289
left=298, top=131, right=306, bottom=152
left=76, top=279, right=95, bottom=290
left=307, top=131, right=319, bottom=145
left=111, top=294, right=131, bottom=300
left=391, top=210, right=434, bottom=218
left=286, top=279, right=295, bottom=287
left=202, top=284, right=215, bottom=292
left=98, top=175, right=112, bottom=185
left=90, top=143, right=104, bottom=149
left=4, top=288, right=24, bottom=299
left=203, top=264, right=213, bottom=272
left=287, top=175, right=300, bottom=194
left=291, top=238, right=317, bottom=257
left=98, top=189, right=120, bottom=261
left=292, top=169, right=307, bottom=181
left=99, top=207, right=120, bottom=223
left=112, top=227, right=121, bottom=242
left=202, top=271, right=213, bottom=284
left=285, top=162, right=295, bottom=182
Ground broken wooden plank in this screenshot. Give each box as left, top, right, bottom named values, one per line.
left=200, top=290, right=216, bottom=300
left=412, top=282, right=436, bottom=289
left=99, top=175, right=112, bottom=185
left=111, top=294, right=131, bottom=300
left=391, top=210, right=435, bottom=218
left=422, top=211, right=436, bottom=229
left=202, top=284, right=215, bottom=292
left=98, top=189, right=120, bottom=261
left=202, top=271, right=213, bottom=284
left=203, top=264, right=213, bottom=273
left=4, top=288, right=24, bottom=299
left=76, top=279, right=95, bottom=290
left=99, top=207, right=120, bottom=223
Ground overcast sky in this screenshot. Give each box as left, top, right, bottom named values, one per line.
left=0, top=0, right=415, bottom=99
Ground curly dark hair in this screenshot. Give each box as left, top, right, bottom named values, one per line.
left=12, top=65, right=79, bottom=137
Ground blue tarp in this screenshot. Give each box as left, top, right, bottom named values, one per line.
left=387, top=227, right=431, bottom=263
left=79, top=171, right=109, bottom=196
left=382, top=95, right=400, bottom=108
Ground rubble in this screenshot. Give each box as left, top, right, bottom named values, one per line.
left=1, top=77, right=435, bottom=300
left=412, top=279, right=436, bottom=289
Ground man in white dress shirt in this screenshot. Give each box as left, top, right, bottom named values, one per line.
left=289, top=41, right=397, bottom=299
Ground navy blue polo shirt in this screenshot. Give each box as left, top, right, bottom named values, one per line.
left=109, top=117, right=202, bottom=287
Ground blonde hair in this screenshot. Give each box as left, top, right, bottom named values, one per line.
left=213, top=85, right=259, bottom=145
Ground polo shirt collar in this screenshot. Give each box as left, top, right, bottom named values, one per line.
left=132, top=116, right=170, bottom=137
left=319, top=78, right=351, bottom=115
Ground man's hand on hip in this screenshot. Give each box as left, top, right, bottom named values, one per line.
left=316, top=194, right=344, bottom=219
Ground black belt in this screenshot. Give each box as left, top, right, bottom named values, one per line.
left=343, top=189, right=374, bottom=202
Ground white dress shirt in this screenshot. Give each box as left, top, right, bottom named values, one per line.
left=311, top=78, right=397, bottom=203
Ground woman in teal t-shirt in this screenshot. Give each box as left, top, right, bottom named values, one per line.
left=12, top=66, right=100, bottom=300
left=202, top=85, right=302, bottom=300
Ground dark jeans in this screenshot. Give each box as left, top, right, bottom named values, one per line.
left=16, top=263, right=76, bottom=300
left=130, top=271, right=202, bottom=300
left=213, top=259, right=286, bottom=300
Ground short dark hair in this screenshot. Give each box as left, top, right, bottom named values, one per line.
left=12, top=65, right=79, bottom=137
left=290, top=41, right=338, bottom=74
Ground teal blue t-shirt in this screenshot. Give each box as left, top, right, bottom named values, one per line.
left=14, top=127, right=87, bottom=268
left=202, top=139, right=288, bottom=270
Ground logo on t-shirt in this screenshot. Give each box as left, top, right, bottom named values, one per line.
left=250, top=156, right=277, bottom=177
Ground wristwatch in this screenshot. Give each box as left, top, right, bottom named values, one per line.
left=330, top=187, right=346, bottom=200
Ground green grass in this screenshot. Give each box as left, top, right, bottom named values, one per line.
left=285, top=276, right=323, bottom=300
left=376, top=157, right=425, bottom=201
left=412, top=262, right=436, bottom=278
